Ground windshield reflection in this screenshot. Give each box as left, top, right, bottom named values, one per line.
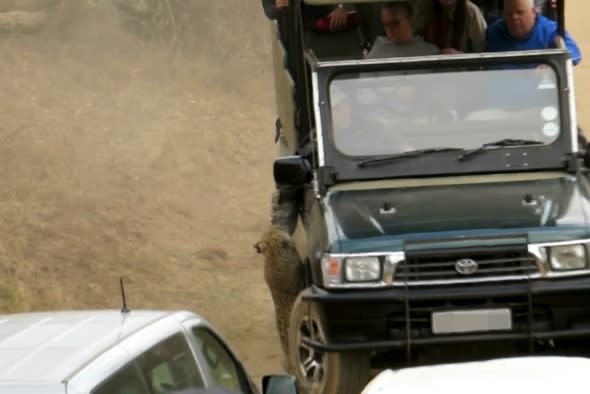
left=329, top=66, right=560, bottom=157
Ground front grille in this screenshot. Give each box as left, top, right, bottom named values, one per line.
left=395, top=247, right=537, bottom=284
left=388, top=297, right=552, bottom=339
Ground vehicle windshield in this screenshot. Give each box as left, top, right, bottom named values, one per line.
left=329, top=65, right=561, bottom=157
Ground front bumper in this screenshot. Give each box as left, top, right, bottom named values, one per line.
left=301, top=275, right=590, bottom=353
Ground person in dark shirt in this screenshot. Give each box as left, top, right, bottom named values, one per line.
left=414, top=0, right=488, bottom=53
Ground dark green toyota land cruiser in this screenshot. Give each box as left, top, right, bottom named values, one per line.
left=263, top=0, right=589, bottom=393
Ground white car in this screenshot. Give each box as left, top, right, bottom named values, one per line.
left=362, top=356, right=590, bottom=394
left=0, top=309, right=297, bottom=394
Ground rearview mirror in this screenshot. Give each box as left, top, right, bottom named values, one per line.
left=262, top=375, right=298, bottom=394
left=273, top=156, right=311, bottom=186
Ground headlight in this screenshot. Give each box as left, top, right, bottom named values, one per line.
left=344, top=257, right=381, bottom=282
left=320, top=253, right=404, bottom=288
left=549, top=244, right=587, bottom=271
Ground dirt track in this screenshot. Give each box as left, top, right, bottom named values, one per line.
left=0, top=0, right=588, bottom=387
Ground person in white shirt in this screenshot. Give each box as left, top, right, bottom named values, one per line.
left=367, top=1, right=440, bottom=59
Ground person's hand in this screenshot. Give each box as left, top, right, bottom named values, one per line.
left=328, top=6, right=348, bottom=32
left=276, top=0, right=288, bottom=8
left=441, top=48, right=462, bottom=55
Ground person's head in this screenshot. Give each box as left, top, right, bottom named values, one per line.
left=503, top=0, right=537, bottom=40
left=382, top=1, right=414, bottom=44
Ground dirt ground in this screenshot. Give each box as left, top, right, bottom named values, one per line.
left=0, top=0, right=588, bottom=388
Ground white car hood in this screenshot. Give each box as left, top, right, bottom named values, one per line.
left=362, top=356, right=590, bottom=394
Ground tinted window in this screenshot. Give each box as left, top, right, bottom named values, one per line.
left=92, top=363, right=147, bottom=394
left=192, top=327, right=252, bottom=394
left=136, top=333, right=205, bottom=393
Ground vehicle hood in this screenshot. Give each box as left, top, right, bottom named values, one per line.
left=324, top=173, right=590, bottom=253
left=360, top=356, right=590, bottom=394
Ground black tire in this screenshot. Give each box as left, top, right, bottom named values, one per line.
left=288, top=293, right=370, bottom=394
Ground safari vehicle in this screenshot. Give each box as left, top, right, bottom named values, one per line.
left=266, top=0, right=590, bottom=393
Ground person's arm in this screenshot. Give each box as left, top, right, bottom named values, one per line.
left=563, top=30, right=582, bottom=65
left=327, top=3, right=355, bottom=32
left=549, top=21, right=582, bottom=66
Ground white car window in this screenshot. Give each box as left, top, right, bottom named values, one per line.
left=136, top=332, right=206, bottom=393
left=191, top=328, right=251, bottom=394
left=92, top=363, right=147, bottom=394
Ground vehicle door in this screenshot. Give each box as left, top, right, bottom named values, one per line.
left=90, top=332, right=207, bottom=394
left=182, top=319, right=258, bottom=394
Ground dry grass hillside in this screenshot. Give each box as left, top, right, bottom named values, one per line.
left=0, top=0, right=282, bottom=380
left=568, top=1, right=590, bottom=128
left=0, top=0, right=588, bottom=384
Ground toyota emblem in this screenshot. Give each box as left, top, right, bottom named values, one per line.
left=455, top=258, right=478, bottom=275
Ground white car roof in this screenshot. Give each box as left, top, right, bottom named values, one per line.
left=0, top=309, right=196, bottom=385
left=362, top=356, right=590, bottom=394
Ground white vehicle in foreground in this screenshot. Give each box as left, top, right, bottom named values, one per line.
left=362, top=356, right=590, bottom=394
left=0, top=309, right=297, bottom=394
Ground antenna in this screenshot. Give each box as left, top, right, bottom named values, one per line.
left=120, top=277, right=130, bottom=314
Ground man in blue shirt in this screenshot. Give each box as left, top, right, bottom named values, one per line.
left=486, top=0, right=581, bottom=65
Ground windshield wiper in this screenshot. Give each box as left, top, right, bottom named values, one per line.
left=457, top=139, right=544, bottom=162
left=357, top=147, right=464, bottom=168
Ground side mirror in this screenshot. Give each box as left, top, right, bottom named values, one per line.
left=262, top=375, right=298, bottom=394
left=273, top=156, right=311, bottom=186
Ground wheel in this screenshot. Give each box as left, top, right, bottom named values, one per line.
left=288, top=293, right=370, bottom=394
